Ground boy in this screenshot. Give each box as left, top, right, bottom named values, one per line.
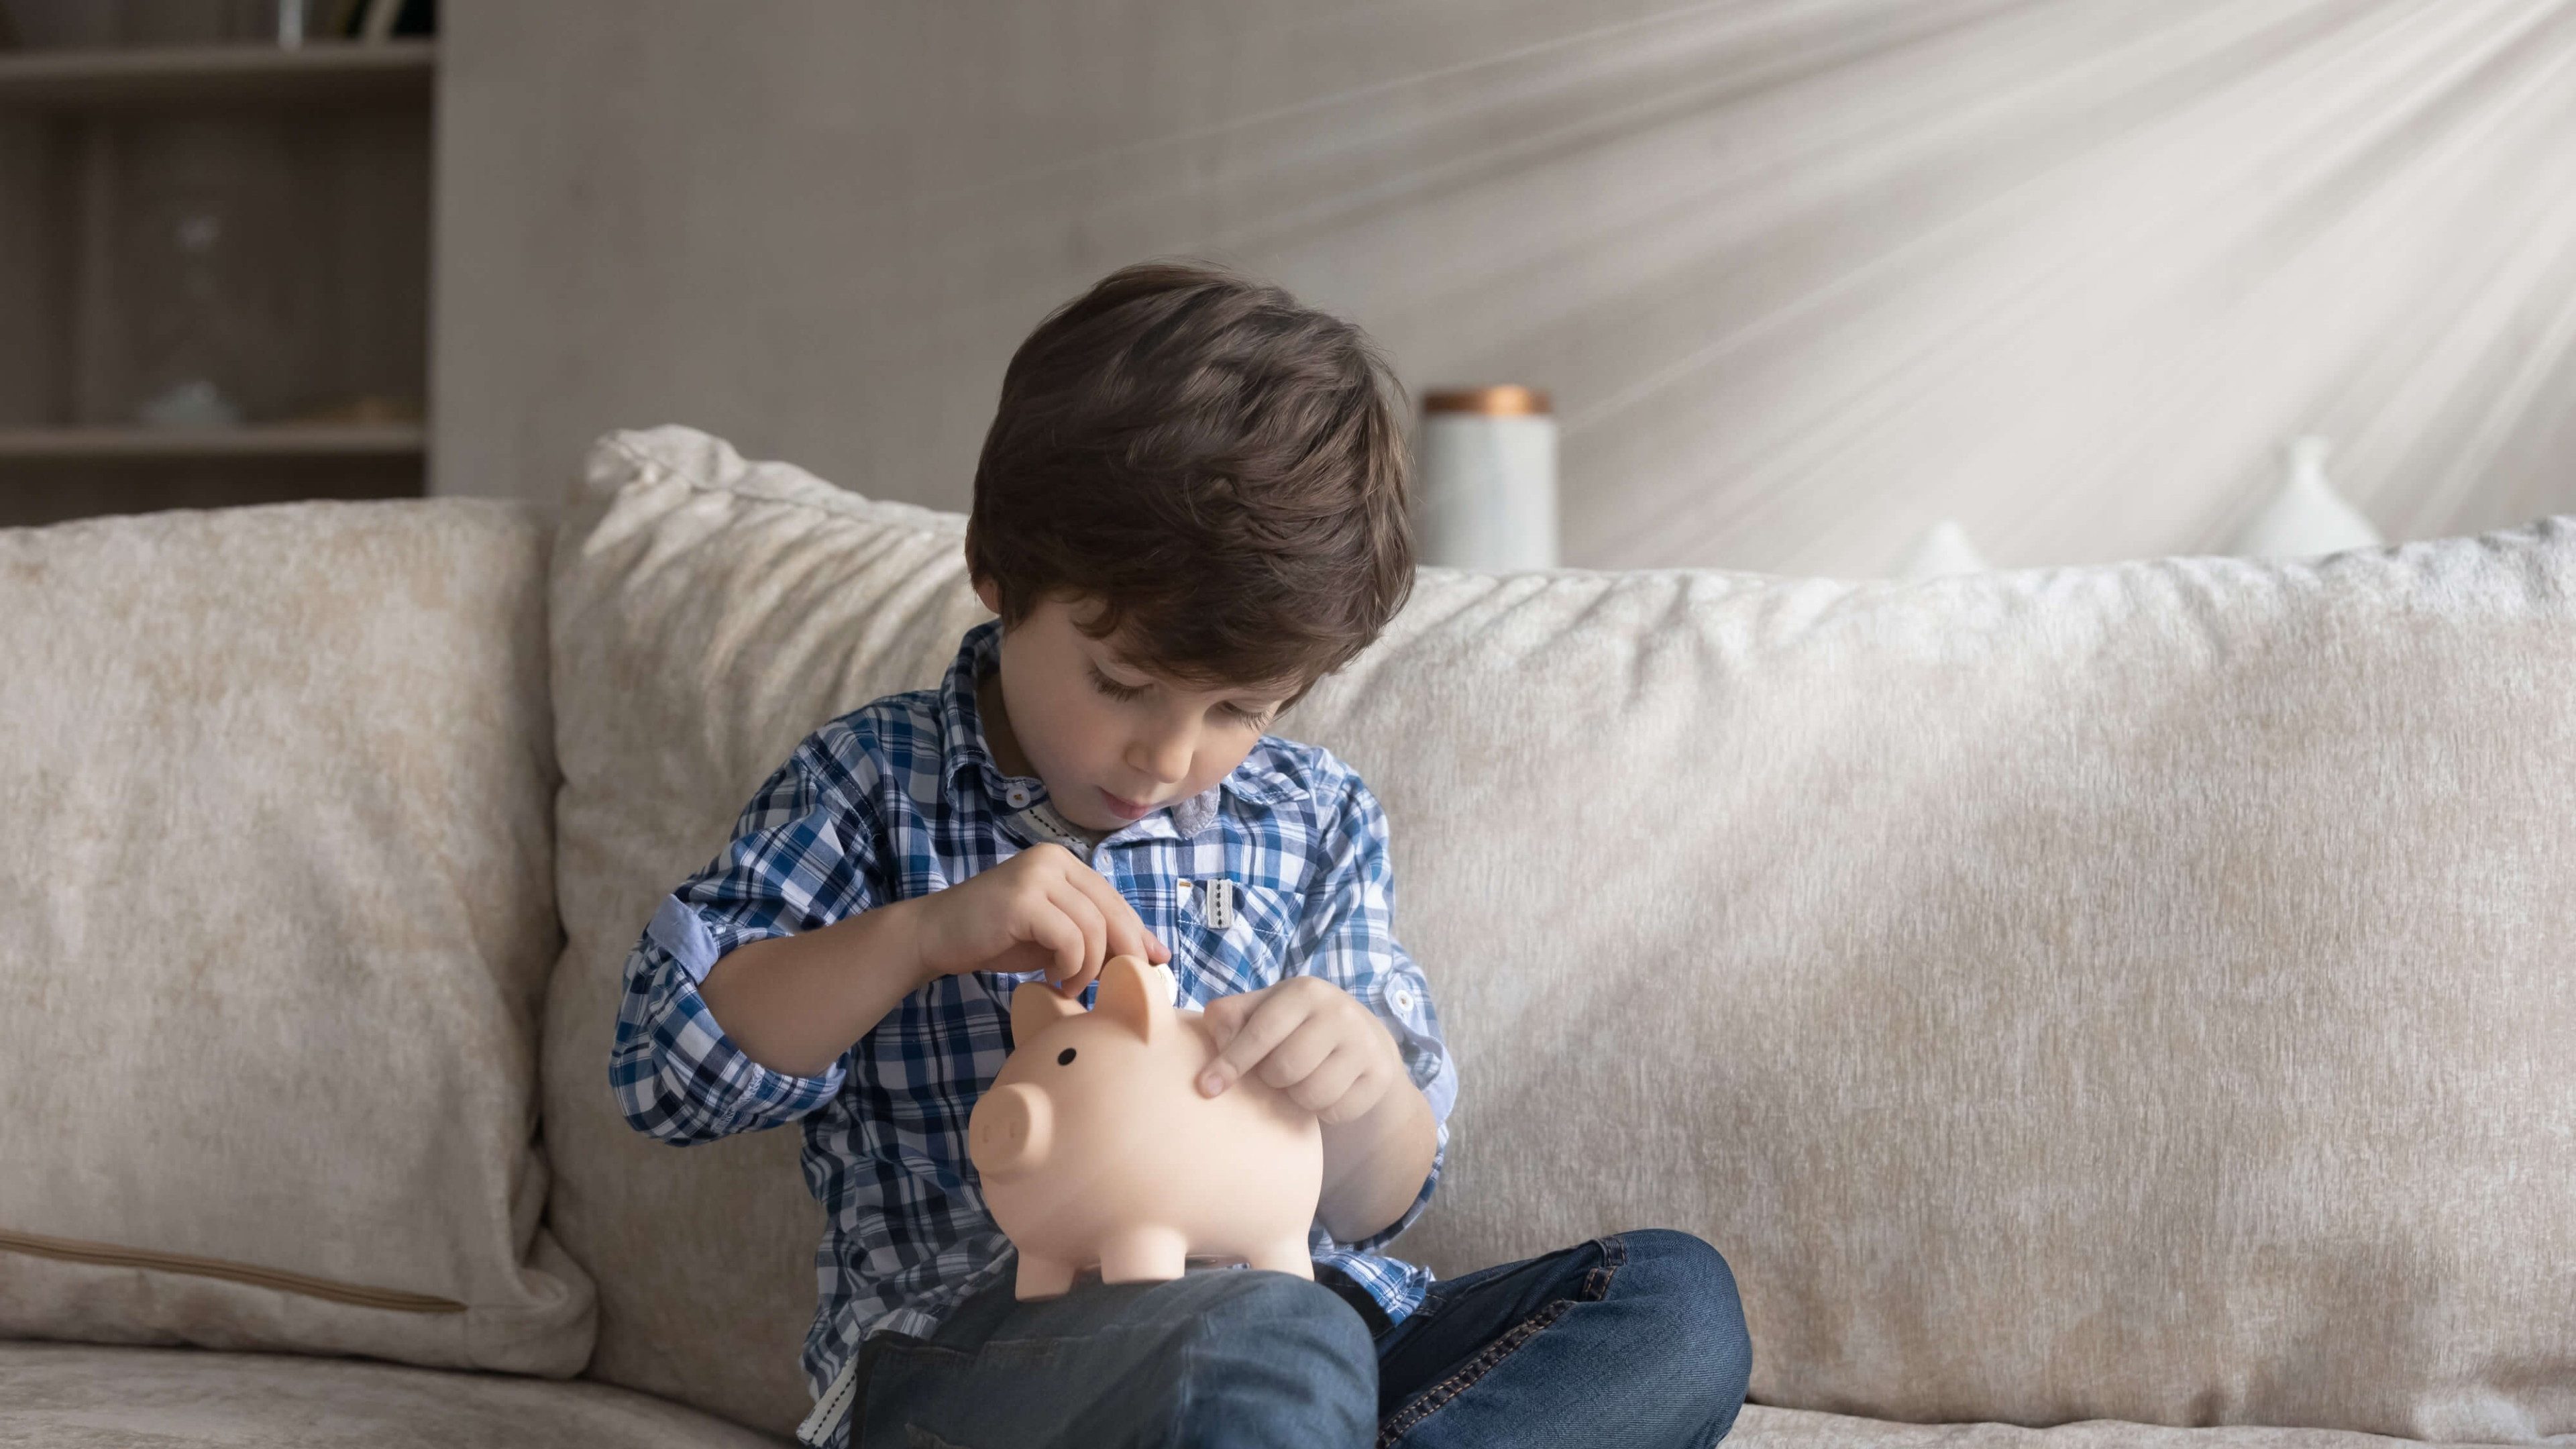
left=611, top=260, right=1752, bottom=1448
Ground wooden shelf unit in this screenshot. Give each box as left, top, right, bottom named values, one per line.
left=0, top=423, right=426, bottom=459
left=0, top=40, right=435, bottom=110
left=0, top=10, right=435, bottom=529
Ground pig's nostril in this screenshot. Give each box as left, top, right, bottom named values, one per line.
left=1057, top=1048, right=1077, bottom=1066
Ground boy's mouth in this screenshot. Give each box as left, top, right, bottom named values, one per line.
left=1099, top=788, right=1156, bottom=820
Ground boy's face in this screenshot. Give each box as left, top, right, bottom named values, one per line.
left=972, top=579, right=1296, bottom=835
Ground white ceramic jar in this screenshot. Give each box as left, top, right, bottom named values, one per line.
left=1413, top=385, right=1558, bottom=570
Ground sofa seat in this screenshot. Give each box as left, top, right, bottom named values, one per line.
left=1729, top=1405, right=2530, bottom=1447
left=0, top=1342, right=2528, bottom=1449
left=0, top=1342, right=792, bottom=1448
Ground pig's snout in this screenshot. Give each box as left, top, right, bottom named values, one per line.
left=969, top=1082, right=1053, bottom=1179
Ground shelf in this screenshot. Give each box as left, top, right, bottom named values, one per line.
left=0, top=424, right=427, bottom=460
left=0, top=42, right=434, bottom=110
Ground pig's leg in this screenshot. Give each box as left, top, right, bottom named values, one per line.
left=1242, top=1238, right=1315, bottom=1278
left=1014, top=1252, right=1078, bottom=1299
left=1095, top=1225, right=1190, bottom=1284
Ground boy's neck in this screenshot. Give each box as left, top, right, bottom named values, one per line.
left=978, top=667, right=1109, bottom=849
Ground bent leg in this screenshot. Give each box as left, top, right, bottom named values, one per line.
left=1375, top=1228, right=1752, bottom=1449
left=855, top=1262, right=1377, bottom=1449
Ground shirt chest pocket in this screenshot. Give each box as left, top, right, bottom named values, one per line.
left=1172, top=879, right=1299, bottom=998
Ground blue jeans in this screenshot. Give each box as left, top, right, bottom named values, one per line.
left=844, top=1228, right=1752, bottom=1448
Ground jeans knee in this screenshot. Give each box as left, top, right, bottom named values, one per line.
left=1610, top=1230, right=1754, bottom=1434
left=1174, top=1270, right=1376, bottom=1446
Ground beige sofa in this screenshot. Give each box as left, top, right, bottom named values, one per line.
left=4, top=425, right=2571, bottom=1448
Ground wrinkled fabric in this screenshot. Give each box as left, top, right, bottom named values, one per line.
left=2, top=1340, right=2528, bottom=1449
left=1725, top=1405, right=2541, bottom=1449
left=0, top=500, right=594, bottom=1377
left=0, top=1342, right=786, bottom=1448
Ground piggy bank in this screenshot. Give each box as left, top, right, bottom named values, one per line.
left=968, top=954, right=1326, bottom=1299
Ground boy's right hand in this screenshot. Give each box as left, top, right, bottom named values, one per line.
left=911, top=843, right=1169, bottom=996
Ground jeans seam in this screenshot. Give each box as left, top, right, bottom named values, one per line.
left=1375, top=1234, right=1629, bottom=1448
left=1375, top=1299, right=1571, bottom=1446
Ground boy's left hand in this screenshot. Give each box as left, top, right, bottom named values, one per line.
left=1197, top=976, right=1405, bottom=1126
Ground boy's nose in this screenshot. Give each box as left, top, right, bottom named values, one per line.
left=1128, top=733, right=1191, bottom=787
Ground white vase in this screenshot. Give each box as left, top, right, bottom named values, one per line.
left=1414, top=385, right=1558, bottom=570
left=1891, top=519, right=1990, bottom=579
left=2228, top=436, right=2383, bottom=559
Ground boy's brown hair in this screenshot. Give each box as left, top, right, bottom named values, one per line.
left=964, top=258, right=1415, bottom=708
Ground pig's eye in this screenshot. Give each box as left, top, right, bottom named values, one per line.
left=1057, top=1048, right=1077, bottom=1066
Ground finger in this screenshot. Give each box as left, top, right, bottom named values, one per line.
left=1201, top=976, right=1309, bottom=1049
left=1197, top=985, right=1266, bottom=1049
left=1291, top=1046, right=1369, bottom=1120
left=1319, top=1065, right=1392, bottom=1128
left=1199, top=989, right=1314, bottom=1098
left=1022, top=898, right=1086, bottom=985
left=990, top=940, right=1059, bottom=979
left=1063, top=865, right=1163, bottom=968
left=1253, top=1017, right=1338, bottom=1092
left=1046, top=879, right=1109, bottom=987
left=1200, top=991, right=1235, bottom=1035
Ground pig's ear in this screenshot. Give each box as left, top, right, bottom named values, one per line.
left=1010, top=977, right=1085, bottom=1049
left=1094, top=955, right=1172, bottom=1045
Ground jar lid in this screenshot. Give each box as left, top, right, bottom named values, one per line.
left=1421, top=384, right=1552, bottom=417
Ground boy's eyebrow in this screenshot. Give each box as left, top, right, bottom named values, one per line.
left=1094, top=643, right=1171, bottom=680
left=1098, top=643, right=1296, bottom=701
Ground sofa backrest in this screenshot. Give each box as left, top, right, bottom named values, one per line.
left=547, top=425, right=2576, bottom=1445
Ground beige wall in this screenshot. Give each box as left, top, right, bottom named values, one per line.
left=431, top=1, right=2576, bottom=576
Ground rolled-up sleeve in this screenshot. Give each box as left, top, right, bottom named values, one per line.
left=1293, top=771, right=1457, bottom=1251
left=609, top=748, right=881, bottom=1144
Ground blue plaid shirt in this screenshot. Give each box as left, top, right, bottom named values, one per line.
left=610, top=619, right=1456, bottom=1434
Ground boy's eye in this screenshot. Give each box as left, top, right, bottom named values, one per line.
left=1091, top=662, right=1273, bottom=727
left=1088, top=666, right=1145, bottom=702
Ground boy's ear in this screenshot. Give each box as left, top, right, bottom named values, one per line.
left=1093, top=955, right=1173, bottom=1045
left=1010, top=977, right=1084, bottom=1048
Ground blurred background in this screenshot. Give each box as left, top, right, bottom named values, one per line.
left=1, top=0, right=2569, bottom=576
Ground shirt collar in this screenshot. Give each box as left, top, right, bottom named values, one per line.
left=936, top=619, right=1308, bottom=836
left=937, top=619, right=1028, bottom=806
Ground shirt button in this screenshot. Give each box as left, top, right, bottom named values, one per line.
left=1005, top=786, right=1029, bottom=807
left=1391, top=987, right=1414, bottom=1010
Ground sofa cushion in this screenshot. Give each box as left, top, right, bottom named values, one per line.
left=11, top=1345, right=2508, bottom=1449
left=546, top=424, right=2576, bottom=1442
left=544, top=431, right=989, bottom=1436
left=0, top=1341, right=788, bottom=1447
left=1727, top=1405, right=2532, bottom=1448
left=1, top=1346, right=2522, bottom=1449
left=0, top=500, right=593, bottom=1377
